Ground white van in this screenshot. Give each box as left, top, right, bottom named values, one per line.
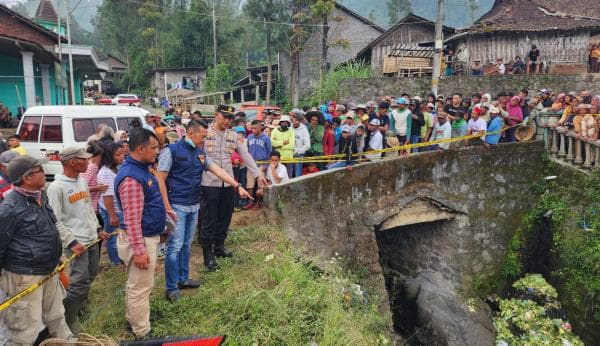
left=16, top=105, right=150, bottom=180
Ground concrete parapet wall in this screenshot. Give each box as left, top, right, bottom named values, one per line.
left=265, top=142, right=546, bottom=297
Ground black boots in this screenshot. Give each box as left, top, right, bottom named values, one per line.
left=213, top=241, right=233, bottom=258
left=202, top=245, right=219, bottom=272
left=63, top=298, right=83, bottom=333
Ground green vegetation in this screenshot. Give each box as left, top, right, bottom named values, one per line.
left=302, top=61, right=374, bottom=107
left=494, top=299, right=583, bottom=346
left=82, top=226, right=389, bottom=345
left=513, top=274, right=558, bottom=299
left=494, top=274, right=583, bottom=345
left=497, top=163, right=600, bottom=334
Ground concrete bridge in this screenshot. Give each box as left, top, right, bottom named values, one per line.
left=540, top=117, right=600, bottom=172
left=264, top=141, right=546, bottom=345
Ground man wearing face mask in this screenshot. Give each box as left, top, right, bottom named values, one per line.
left=156, top=120, right=252, bottom=300
left=270, top=115, right=295, bottom=174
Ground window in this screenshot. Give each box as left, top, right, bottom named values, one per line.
left=18, top=116, right=41, bottom=142
left=72, top=118, right=116, bottom=142
left=40, top=116, right=62, bottom=142
left=116, top=117, right=141, bottom=133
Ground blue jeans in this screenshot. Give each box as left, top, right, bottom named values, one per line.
left=99, top=206, right=123, bottom=265
left=410, top=135, right=421, bottom=152
left=293, top=154, right=304, bottom=178
left=165, top=205, right=199, bottom=293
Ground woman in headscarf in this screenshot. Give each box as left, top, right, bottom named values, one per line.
left=591, top=95, right=600, bottom=109
left=503, top=96, right=523, bottom=142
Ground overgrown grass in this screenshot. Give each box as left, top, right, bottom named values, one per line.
left=82, top=226, right=389, bottom=345
left=302, top=61, right=374, bottom=107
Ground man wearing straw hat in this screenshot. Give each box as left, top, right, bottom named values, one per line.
left=0, top=155, right=73, bottom=345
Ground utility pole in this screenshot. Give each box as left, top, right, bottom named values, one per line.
left=212, top=0, right=217, bottom=68
left=66, top=2, right=75, bottom=105
left=431, top=0, right=444, bottom=96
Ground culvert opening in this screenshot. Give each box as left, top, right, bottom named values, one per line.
left=375, top=217, right=462, bottom=345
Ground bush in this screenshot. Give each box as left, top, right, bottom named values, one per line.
left=303, top=61, right=373, bottom=106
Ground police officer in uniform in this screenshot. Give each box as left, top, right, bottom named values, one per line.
left=201, top=105, right=267, bottom=271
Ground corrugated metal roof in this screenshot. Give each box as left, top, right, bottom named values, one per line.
left=388, top=45, right=435, bottom=58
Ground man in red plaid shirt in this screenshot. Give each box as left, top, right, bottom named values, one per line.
left=114, top=128, right=164, bottom=338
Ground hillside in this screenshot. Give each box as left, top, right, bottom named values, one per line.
left=339, top=0, right=494, bottom=29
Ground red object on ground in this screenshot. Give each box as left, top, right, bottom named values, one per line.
left=163, top=336, right=224, bottom=346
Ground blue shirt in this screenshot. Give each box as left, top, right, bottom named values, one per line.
left=247, top=133, right=272, bottom=162
left=486, top=117, right=503, bottom=145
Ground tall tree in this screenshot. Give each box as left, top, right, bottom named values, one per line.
left=244, top=0, right=288, bottom=104
left=387, top=0, right=412, bottom=26
left=311, top=0, right=335, bottom=78
left=289, top=0, right=313, bottom=106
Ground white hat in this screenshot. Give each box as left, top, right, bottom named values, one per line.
left=489, top=106, right=500, bottom=113
left=279, top=115, right=291, bottom=124
left=369, top=118, right=380, bottom=126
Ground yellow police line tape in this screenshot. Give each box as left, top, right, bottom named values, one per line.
left=0, top=235, right=110, bottom=312
left=258, top=123, right=522, bottom=164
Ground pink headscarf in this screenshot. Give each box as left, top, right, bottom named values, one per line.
left=506, top=96, right=523, bottom=125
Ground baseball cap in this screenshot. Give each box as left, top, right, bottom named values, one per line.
left=60, top=147, right=93, bottom=162
left=235, top=126, right=246, bottom=134
left=348, top=102, right=357, bottom=110
left=379, top=101, right=390, bottom=109
left=345, top=114, right=354, bottom=119
left=341, top=125, right=353, bottom=133
left=366, top=101, right=376, bottom=108
left=369, top=118, right=381, bottom=126
left=6, top=155, right=48, bottom=183
left=427, top=103, right=435, bottom=108
left=356, top=104, right=367, bottom=110
left=397, top=98, right=408, bottom=105
left=216, top=104, right=235, bottom=117
left=0, top=151, right=19, bottom=167
left=472, top=106, right=483, bottom=115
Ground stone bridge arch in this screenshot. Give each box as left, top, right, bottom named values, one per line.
left=264, top=142, right=545, bottom=344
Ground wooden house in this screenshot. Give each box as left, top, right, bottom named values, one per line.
left=446, top=0, right=600, bottom=74
left=356, top=13, right=455, bottom=75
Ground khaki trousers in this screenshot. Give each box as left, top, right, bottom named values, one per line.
left=0, top=270, right=72, bottom=345
left=118, top=233, right=160, bottom=337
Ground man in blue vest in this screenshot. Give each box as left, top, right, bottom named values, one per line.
left=156, top=120, right=252, bottom=301
left=114, top=128, right=163, bottom=338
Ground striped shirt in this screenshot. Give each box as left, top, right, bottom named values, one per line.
left=81, top=162, right=100, bottom=212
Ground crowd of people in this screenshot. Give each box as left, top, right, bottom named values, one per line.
left=0, top=85, right=598, bottom=344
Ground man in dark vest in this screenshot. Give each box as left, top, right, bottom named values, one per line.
left=156, top=120, right=252, bottom=301
left=201, top=105, right=266, bottom=271
left=114, top=128, right=163, bottom=338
